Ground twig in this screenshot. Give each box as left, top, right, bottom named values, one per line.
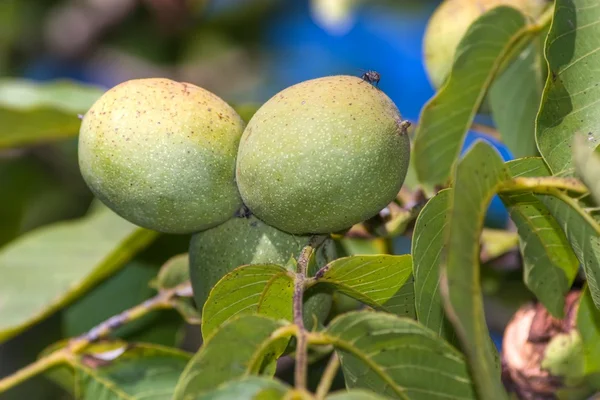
left=0, top=281, right=192, bottom=393
left=315, top=353, right=340, bottom=399
left=0, top=351, right=67, bottom=393
left=293, top=237, right=324, bottom=391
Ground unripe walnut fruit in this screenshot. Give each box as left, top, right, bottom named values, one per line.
left=189, top=214, right=334, bottom=329
left=423, top=0, right=549, bottom=89
left=78, top=78, right=244, bottom=234
left=235, top=75, right=411, bottom=235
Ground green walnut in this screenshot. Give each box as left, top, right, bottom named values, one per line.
left=189, top=214, right=335, bottom=329
left=423, top=0, right=549, bottom=90
left=78, top=78, right=244, bottom=234
left=235, top=75, right=411, bottom=235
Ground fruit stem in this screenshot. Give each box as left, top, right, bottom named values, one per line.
left=293, top=236, right=325, bottom=391
left=315, top=353, right=340, bottom=400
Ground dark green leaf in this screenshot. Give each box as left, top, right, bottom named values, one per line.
left=313, top=255, right=413, bottom=315
left=326, top=389, right=391, bottom=399
left=0, top=206, right=158, bottom=343
left=151, top=253, right=190, bottom=291
left=540, top=194, right=600, bottom=309
left=573, top=134, right=600, bottom=205
left=411, top=188, right=457, bottom=345
left=325, top=311, right=476, bottom=400
left=63, top=261, right=157, bottom=336
left=536, top=0, right=600, bottom=176
left=0, top=79, right=103, bottom=149
left=441, top=141, right=508, bottom=399
left=413, top=6, right=528, bottom=188
left=194, top=377, right=289, bottom=400
left=501, top=158, right=579, bottom=317
left=45, top=340, right=190, bottom=399
left=201, top=264, right=294, bottom=340
left=62, top=259, right=184, bottom=346
left=489, top=41, right=544, bottom=158
left=501, top=191, right=579, bottom=317
left=173, top=315, right=291, bottom=399
left=576, top=285, right=600, bottom=374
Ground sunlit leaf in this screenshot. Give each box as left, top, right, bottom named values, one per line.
left=173, top=315, right=291, bottom=399
left=0, top=206, right=158, bottom=343
left=201, top=264, right=294, bottom=341
left=441, top=140, right=508, bottom=399
left=536, top=0, right=600, bottom=176
left=411, top=188, right=457, bottom=345
left=0, top=79, right=103, bottom=149
left=413, top=6, right=528, bottom=188
left=325, top=311, right=476, bottom=400
left=313, top=255, right=414, bottom=316
left=326, top=389, right=391, bottom=399
left=194, top=377, right=290, bottom=400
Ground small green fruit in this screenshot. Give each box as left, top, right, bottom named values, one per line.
left=236, top=75, right=411, bottom=235
left=189, top=214, right=334, bottom=328
left=423, top=0, right=549, bottom=90
left=78, top=78, right=244, bottom=234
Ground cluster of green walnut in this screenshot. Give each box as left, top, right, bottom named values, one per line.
left=78, top=0, right=549, bottom=319
left=77, top=75, right=411, bottom=315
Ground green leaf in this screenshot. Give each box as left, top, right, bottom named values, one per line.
left=151, top=253, right=190, bottom=290
left=576, top=285, right=600, bottom=374
left=326, top=389, right=391, bottom=399
left=63, top=261, right=156, bottom=336
left=413, top=6, right=528, bottom=188
left=573, top=134, right=600, bottom=205
left=500, top=191, right=579, bottom=317
left=0, top=206, right=158, bottom=343
left=536, top=0, right=600, bottom=176
left=505, top=157, right=552, bottom=177
left=479, top=229, right=519, bottom=262
left=324, top=311, right=476, bottom=400
left=194, top=377, right=290, bottom=400
left=337, top=238, right=389, bottom=256
left=411, top=188, right=457, bottom=345
left=441, top=140, right=508, bottom=399
left=489, top=41, right=544, bottom=158
left=541, top=331, right=586, bottom=386
left=0, top=79, right=103, bottom=149
left=313, top=255, right=413, bottom=315
left=46, top=341, right=190, bottom=399
left=201, top=264, right=294, bottom=341
left=539, top=193, right=600, bottom=309
left=506, top=157, right=600, bottom=310
left=173, top=315, right=291, bottom=399
left=499, top=159, right=579, bottom=317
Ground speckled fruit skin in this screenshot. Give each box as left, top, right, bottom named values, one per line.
left=235, top=75, right=411, bottom=235
left=78, top=78, right=245, bottom=234
left=423, top=0, right=549, bottom=89
left=189, top=214, right=335, bottom=329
